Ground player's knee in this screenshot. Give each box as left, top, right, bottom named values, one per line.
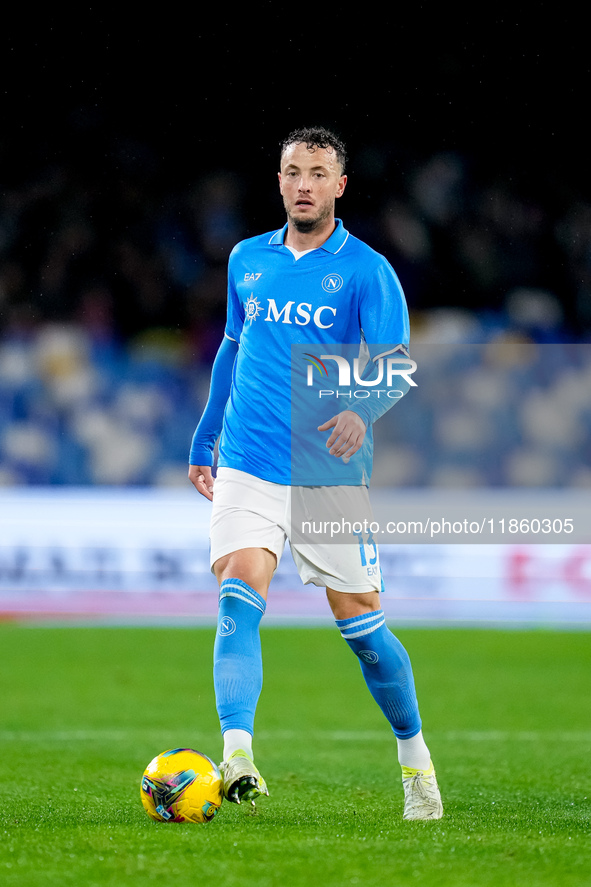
left=213, top=548, right=275, bottom=598
left=326, top=587, right=381, bottom=621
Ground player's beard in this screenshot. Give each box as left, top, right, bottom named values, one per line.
left=286, top=199, right=333, bottom=233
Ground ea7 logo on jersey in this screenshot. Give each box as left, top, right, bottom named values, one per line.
left=244, top=272, right=262, bottom=281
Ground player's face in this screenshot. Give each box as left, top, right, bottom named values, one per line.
left=278, top=142, right=347, bottom=233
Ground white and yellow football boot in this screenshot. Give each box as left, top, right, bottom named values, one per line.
left=401, top=760, right=443, bottom=820
left=220, top=749, right=269, bottom=806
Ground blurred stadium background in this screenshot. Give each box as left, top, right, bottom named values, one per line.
left=1, top=9, right=590, bottom=625
left=2, top=133, right=590, bottom=489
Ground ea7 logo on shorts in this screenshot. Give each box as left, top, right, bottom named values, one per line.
left=322, top=273, right=344, bottom=293
left=219, top=617, right=236, bottom=637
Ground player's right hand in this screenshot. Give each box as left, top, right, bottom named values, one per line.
left=188, top=465, right=215, bottom=501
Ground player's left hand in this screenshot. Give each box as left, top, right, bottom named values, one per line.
left=318, top=410, right=367, bottom=461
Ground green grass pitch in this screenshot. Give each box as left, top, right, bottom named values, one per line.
left=1, top=624, right=590, bottom=886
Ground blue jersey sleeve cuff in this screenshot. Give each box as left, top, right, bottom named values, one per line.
left=188, top=445, right=215, bottom=467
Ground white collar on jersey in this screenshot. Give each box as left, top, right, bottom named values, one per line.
left=268, top=218, right=350, bottom=254
left=284, top=244, right=316, bottom=260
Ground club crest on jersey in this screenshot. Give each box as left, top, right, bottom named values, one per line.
left=322, top=273, right=344, bottom=293
left=245, top=294, right=263, bottom=322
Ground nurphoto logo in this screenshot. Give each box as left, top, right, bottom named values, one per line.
left=303, top=353, right=417, bottom=390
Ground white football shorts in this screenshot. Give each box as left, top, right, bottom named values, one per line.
left=209, top=467, right=381, bottom=594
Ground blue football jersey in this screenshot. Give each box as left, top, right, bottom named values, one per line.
left=211, top=219, right=410, bottom=485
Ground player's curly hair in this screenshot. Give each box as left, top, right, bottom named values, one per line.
left=280, top=126, right=347, bottom=173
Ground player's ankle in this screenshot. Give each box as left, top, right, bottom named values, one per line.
left=396, top=730, right=431, bottom=770
left=223, top=728, right=254, bottom=761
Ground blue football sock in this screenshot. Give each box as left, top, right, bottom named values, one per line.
left=213, top=578, right=266, bottom=736
left=336, top=609, right=421, bottom=739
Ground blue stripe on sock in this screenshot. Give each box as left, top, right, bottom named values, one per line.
left=220, top=578, right=266, bottom=614
left=336, top=610, right=385, bottom=639
left=335, top=609, right=384, bottom=629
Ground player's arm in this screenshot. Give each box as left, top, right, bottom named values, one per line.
left=318, top=259, right=411, bottom=460
left=349, top=258, right=412, bottom=429
left=188, top=335, right=239, bottom=499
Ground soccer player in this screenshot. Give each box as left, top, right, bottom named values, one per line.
left=188, top=127, right=443, bottom=820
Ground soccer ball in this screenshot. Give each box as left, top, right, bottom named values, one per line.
left=140, top=748, right=223, bottom=823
